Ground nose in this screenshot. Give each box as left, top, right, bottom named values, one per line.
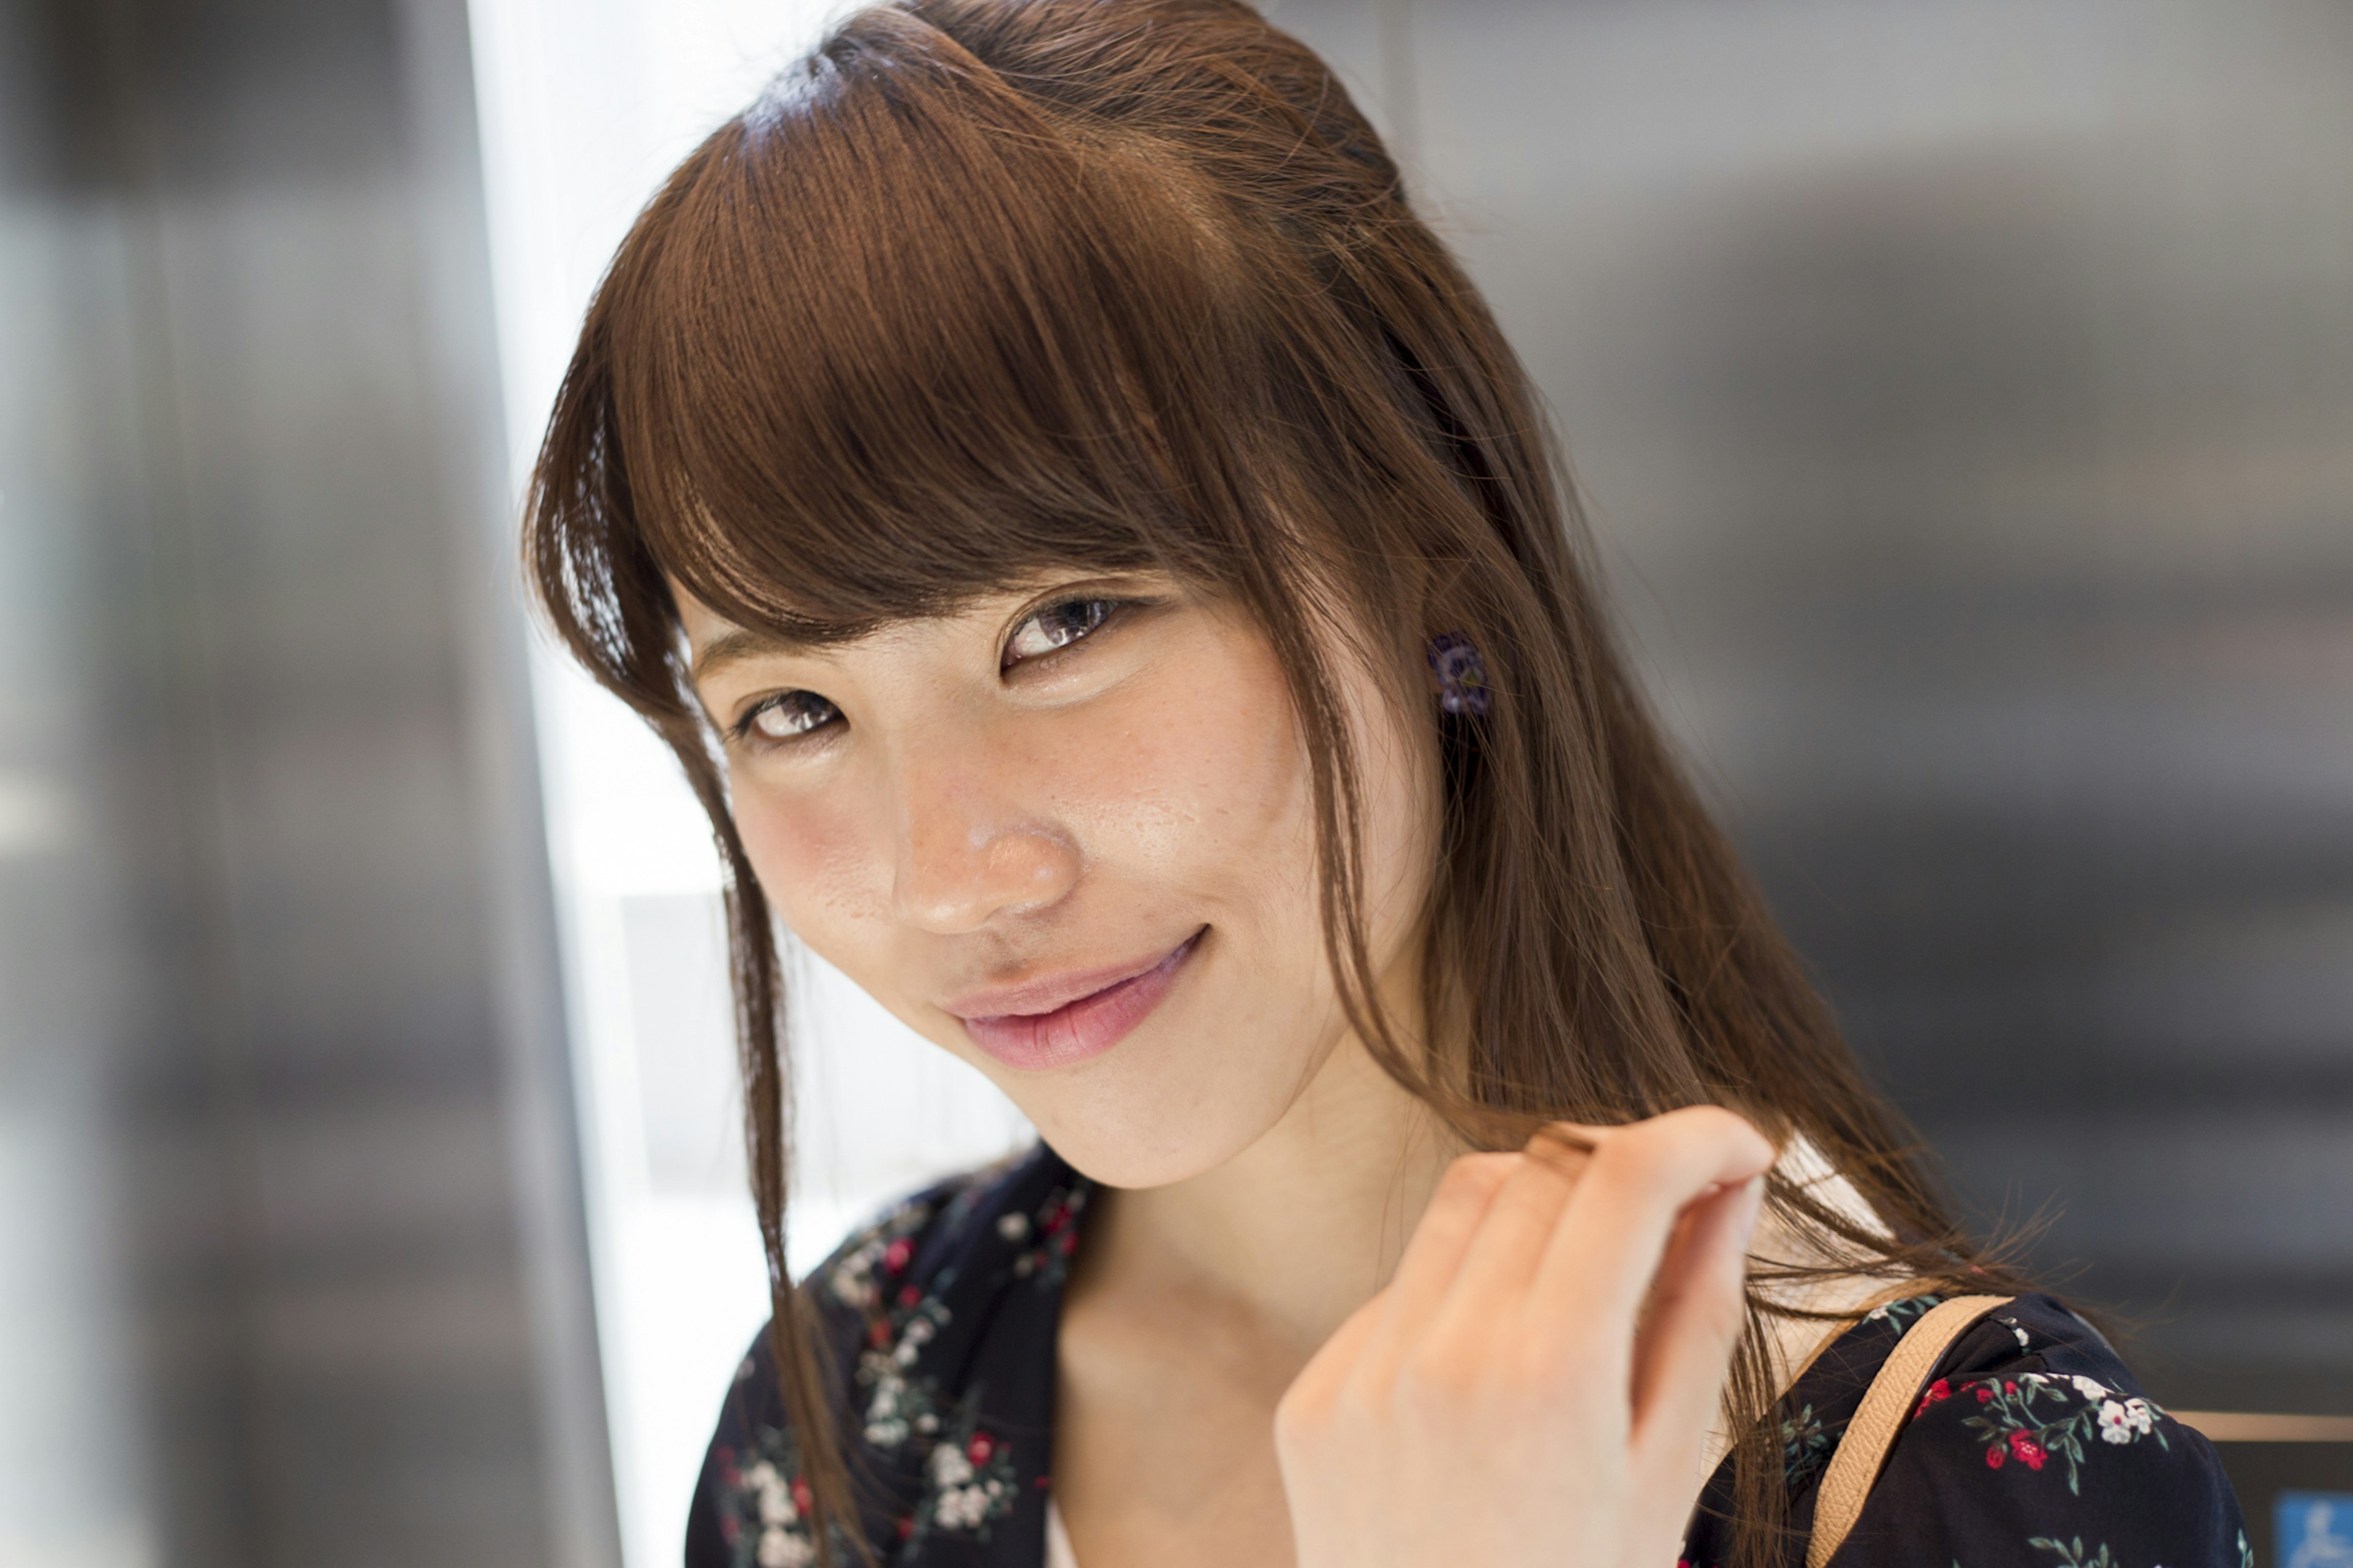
left=888, top=754, right=1082, bottom=934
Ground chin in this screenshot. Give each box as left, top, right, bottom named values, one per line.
left=989, top=1009, right=1324, bottom=1191
left=1026, top=1099, right=1268, bottom=1190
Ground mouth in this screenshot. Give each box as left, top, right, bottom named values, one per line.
left=950, top=928, right=1205, bottom=1072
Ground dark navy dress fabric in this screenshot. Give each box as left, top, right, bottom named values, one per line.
left=686, top=1143, right=2246, bottom=1568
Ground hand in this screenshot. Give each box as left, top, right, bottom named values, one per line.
left=1273, top=1106, right=1773, bottom=1568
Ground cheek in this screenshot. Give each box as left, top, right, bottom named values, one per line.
left=730, top=777, right=887, bottom=934
left=1042, top=627, right=1314, bottom=898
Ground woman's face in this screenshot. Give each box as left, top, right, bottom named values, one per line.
left=678, top=574, right=1438, bottom=1188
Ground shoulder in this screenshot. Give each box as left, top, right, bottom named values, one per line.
left=1834, top=1293, right=2249, bottom=1567
left=687, top=1143, right=1089, bottom=1567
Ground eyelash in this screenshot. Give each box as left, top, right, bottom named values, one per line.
left=730, top=689, right=841, bottom=747
left=999, top=594, right=1129, bottom=668
left=726, top=594, right=1137, bottom=751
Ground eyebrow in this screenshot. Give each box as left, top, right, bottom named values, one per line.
left=689, top=627, right=813, bottom=684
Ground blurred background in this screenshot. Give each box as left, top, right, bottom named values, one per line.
left=1, top=0, right=2346, bottom=1565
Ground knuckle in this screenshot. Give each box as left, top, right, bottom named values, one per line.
left=1672, top=1104, right=1773, bottom=1161
left=1604, top=1107, right=1775, bottom=1191
left=1591, top=1126, right=1671, bottom=1186
left=1392, top=1338, right=1474, bottom=1414
left=1520, top=1338, right=1598, bottom=1401
left=1524, top=1123, right=1593, bottom=1175
left=1273, top=1379, right=1330, bottom=1443
left=1438, top=1151, right=1519, bottom=1203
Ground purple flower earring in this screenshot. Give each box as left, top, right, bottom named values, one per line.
left=1427, top=632, right=1491, bottom=716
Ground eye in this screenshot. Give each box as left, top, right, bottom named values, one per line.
left=738, top=690, right=841, bottom=744
left=1003, top=597, right=1120, bottom=667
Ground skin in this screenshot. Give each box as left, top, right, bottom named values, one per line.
left=680, top=573, right=1776, bottom=1568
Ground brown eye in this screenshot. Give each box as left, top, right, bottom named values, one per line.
left=1004, top=597, right=1117, bottom=666
left=743, top=691, right=841, bottom=742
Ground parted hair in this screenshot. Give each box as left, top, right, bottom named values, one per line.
left=524, top=2, right=2018, bottom=1562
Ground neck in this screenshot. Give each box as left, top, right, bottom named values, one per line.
left=1075, top=1031, right=1468, bottom=1357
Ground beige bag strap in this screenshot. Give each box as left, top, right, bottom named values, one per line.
left=1804, top=1295, right=2013, bottom=1568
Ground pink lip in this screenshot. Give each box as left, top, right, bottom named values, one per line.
left=950, top=930, right=1204, bottom=1072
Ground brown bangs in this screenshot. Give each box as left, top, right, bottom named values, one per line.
left=596, top=12, right=1365, bottom=646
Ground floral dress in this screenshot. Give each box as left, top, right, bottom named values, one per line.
left=686, top=1143, right=2246, bottom=1568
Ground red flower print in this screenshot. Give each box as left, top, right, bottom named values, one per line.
left=2007, top=1431, right=2047, bottom=1471
left=968, top=1433, right=995, bottom=1464
left=868, top=1320, right=891, bottom=1349
left=1913, top=1378, right=1952, bottom=1420
left=884, top=1238, right=914, bottom=1274
left=792, top=1478, right=813, bottom=1514
left=898, top=1284, right=920, bottom=1308
left=2004, top=1381, right=2019, bottom=1395
left=895, top=1517, right=914, bottom=1541
left=1985, top=1444, right=2006, bottom=1469
left=1976, top=1387, right=1994, bottom=1403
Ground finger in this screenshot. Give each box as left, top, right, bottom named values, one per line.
left=1529, top=1107, right=1774, bottom=1346
left=1429, top=1131, right=1590, bottom=1320
left=1626, top=1174, right=1763, bottom=1491
left=1374, top=1144, right=1515, bottom=1309
left=1345, top=1154, right=1515, bottom=1404
left=1365, top=1153, right=1518, bottom=1351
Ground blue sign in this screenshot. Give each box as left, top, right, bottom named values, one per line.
left=2280, top=1494, right=2353, bottom=1568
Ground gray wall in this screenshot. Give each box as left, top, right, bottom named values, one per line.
left=1279, top=0, right=2353, bottom=1423
left=0, top=1, right=615, bottom=1565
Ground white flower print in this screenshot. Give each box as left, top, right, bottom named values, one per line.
left=997, top=1211, right=1031, bottom=1241
left=2098, top=1399, right=2135, bottom=1444
left=2072, top=1375, right=2110, bottom=1401
left=863, top=1365, right=912, bottom=1448
left=931, top=1477, right=1009, bottom=1531
left=817, top=1196, right=938, bottom=1314
left=931, top=1441, right=976, bottom=1488
left=742, top=1460, right=798, bottom=1526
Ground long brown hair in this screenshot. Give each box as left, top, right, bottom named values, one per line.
left=525, top=2, right=2017, bottom=1561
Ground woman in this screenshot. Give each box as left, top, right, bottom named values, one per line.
left=525, top=2, right=2246, bottom=1565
